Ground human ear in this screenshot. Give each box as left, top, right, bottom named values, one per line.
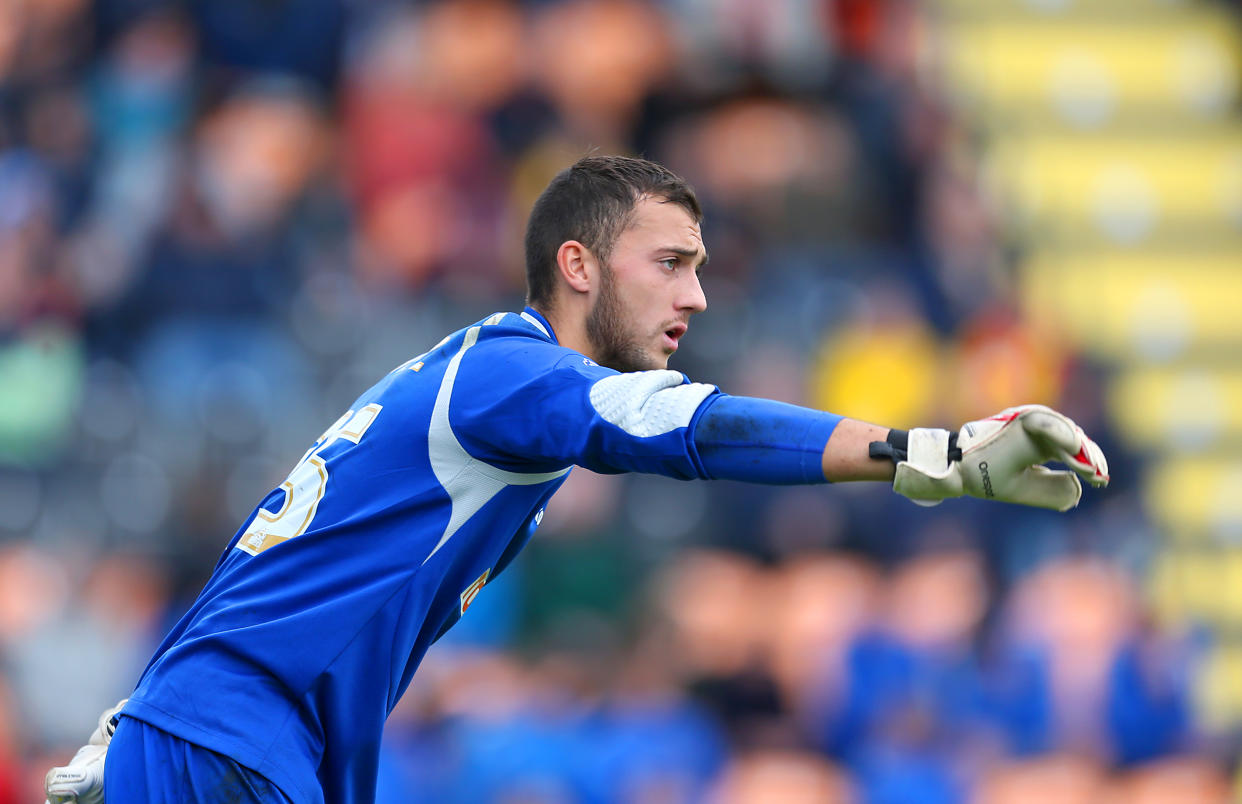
left=555, top=240, right=595, bottom=294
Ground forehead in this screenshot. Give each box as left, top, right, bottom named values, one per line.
left=620, top=195, right=703, bottom=249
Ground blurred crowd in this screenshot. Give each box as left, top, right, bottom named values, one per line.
left=0, top=0, right=1229, bottom=801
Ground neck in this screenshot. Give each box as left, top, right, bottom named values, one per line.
left=534, top=300, right=595, bottom=362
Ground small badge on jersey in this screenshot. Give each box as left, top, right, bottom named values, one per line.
left=583, top=358, right=597, bottom=367
left=460, top=568, right=491, bottom=615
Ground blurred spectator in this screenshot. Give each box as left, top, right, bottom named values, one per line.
left=707, top=748, right=857, bottom=804
left=990, top=558, right=1198, bottom=765
left=577, top=650, right=728, bottom=804
left=520, top=489, right=643, bottom=646
left=192, top=0, right=346, bottom=94
left=0, top=149, right=84, bottom=466
left=71, top=7, right=195, bottom=314
left=666, top=93, right=891, bottom=255
left=651, top=550, right=791, bottom=749
left=766, top=552, right=881, bottom=724
left=817, top=549, right=999, bottom=803
left=1102, top=756, right=1232, bottom=804
left=98, top=77, right=327, bottom=432
left=947, top=305, right=1069, bottom=424
left=378, top=644, right=727, bottom=804
left=0, top=0, right=92, bottom=90
left=0, top=320, right=83, bottom=466
left=342, top=2, right=516, bottom=294
left=531, top=0, right=673, bottom=148
left=972, top=754, right=1108, bottom=804
left=665, top=0, right=834, bottom=94
left=808, top=280, right=944, bottom=429
left=916, top=147, right=1009, bottom=333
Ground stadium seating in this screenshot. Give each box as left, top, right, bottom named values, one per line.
left=1020, top=248, right=1242, bottom=359
left=932, top=0, right=1242, bottom=727
left=941, top=11, right=1242, bottom=127
left=990, top=131, right=1242, bottom=243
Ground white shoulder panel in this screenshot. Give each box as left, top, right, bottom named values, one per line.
left=425, top=323, right=569, bottom=564
left=588, top=370, right=715, bottom=438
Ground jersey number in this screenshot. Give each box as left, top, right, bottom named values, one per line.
left=237, top=404, right=383, bottom=556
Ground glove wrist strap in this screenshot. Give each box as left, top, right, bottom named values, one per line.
left=868, top=428, right=909, bottom=463
left=868, top=428, right=961, bottom=465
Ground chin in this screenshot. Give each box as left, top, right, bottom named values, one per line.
left=646, top=351, right=671, bottom=371
left=597, top=340, right=668, bottom=373
left=604, top=355, right=661, bottom=374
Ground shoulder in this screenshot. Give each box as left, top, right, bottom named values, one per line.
left=465, top=311, right=556, bottom=350
left=467, top=312, right=600, bottom=375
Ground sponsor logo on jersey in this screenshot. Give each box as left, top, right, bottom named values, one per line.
left=460, top=568, right=491, bottom=615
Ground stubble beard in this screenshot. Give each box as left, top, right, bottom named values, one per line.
left=585, top=262, right=661, bottom=374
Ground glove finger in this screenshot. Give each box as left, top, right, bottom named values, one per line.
left=1080, top=432, right=1110, bottom=487
left=1005, top=466, right=1083, bottom=512
left=1056, top=425, right=1110, bottom=488
left=1020, top=409, right=1080, bottom=457
left=1021, top=411, right=1111, bottom=487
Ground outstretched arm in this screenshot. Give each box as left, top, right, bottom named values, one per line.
left=820, top=418, right=896, bottom=483
left=858, top=405, right=1110, bottom=511
left=694, top=396, right=1109, bottom=510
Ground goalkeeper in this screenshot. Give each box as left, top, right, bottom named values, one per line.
left=46, top=155, right=1108, bottom=804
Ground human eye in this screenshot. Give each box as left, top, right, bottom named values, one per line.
left=658, top=257, right=679, bottom=272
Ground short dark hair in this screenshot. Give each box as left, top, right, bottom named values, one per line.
left=524, top=155, right=702, bottom=309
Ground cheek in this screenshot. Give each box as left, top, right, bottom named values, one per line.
left=633, top=286, right=667, bottom=330
left=609, top=268, right=667, bottom=333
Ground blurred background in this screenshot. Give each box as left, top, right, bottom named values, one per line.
left=1, top=0, right=1241, bottom=801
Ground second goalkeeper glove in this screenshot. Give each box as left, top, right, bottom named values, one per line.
left=44, top=699, right=126, bottom=804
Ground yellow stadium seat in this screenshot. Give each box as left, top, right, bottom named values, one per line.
left=1110, top=365, right=1242, bottom=451
left=1145, top=457, right=1242, bottom=535
left=1020, top=248, right=1242, bottom=360
left=808, top=321, right=943, bottom=429
left=1193, top=639, right=1242, bottom=731
left=1149, top=549, right=1242, bottom=630
left=1148, top=549, right=1220, bottom=623
left=985, top=129, right=1242, bottom=243
left=941, top=11, right=1242, bottom=126
left=933, top=0, right=1194, bottom=19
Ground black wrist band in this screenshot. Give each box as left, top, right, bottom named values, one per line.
left=869, top=428, right=963, bottom=464
left=868, top=428, right=909, bottom=463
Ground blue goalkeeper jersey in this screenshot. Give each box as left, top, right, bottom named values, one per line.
left=122, top=308, right=841, bottom=804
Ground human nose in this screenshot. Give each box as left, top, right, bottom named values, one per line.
left=680, top=271, right=707, bottom=314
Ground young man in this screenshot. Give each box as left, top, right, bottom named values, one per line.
left=46, top=156, right=1108, bottom=804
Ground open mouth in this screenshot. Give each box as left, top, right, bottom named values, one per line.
left=663, top=323, right=687, bottom=350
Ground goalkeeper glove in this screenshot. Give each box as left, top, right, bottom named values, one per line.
left=871, top=404, right=1109, bottom=511
left=44, top=699, right=126, bottom=804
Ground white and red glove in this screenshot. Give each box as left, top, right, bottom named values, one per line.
left=44, top=699, right=126, bottom=804
left=873, top=405, right=1109, bottom=511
